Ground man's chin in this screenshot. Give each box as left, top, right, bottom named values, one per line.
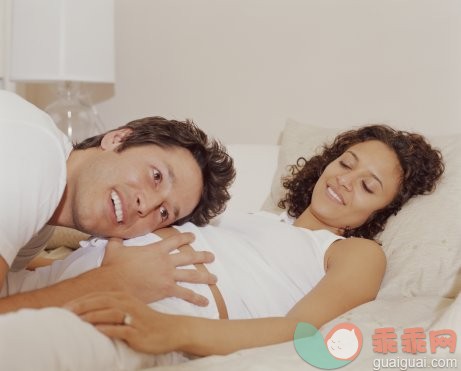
left=75, top=220, right=150, bottom=240
left=74, top=223, right=111, bottom=239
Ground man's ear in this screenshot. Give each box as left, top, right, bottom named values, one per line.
left=100, top=128, right=133, bottom=150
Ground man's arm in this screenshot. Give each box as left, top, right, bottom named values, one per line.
left=0, top=232, right=216, bottom=314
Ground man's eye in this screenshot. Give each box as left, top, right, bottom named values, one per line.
left=153, top=169, right=162, bottom=182
left=160, top=207, right=169, bottom=221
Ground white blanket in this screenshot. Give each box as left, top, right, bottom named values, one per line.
left=1, top=296, right=457, bottom=371
left=0, top=307, right=160, bottom=371
left=150, top=296, right=460, bottom=371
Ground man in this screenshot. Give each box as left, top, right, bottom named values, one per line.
left=0, top=90, right=235, bottom=313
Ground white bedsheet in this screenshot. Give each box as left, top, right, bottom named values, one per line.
left=2, top=297, right=457, bottom=371
left=150, top=296, right=460, bottom=371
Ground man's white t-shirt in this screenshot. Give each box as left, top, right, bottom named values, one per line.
left=0, top=90, right=72, bottom=271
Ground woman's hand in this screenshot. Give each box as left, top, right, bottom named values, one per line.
left=64, top=292, right=183, bottom=354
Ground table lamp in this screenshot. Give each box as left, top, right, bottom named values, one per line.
left=9, top=0, right=115, bottom=143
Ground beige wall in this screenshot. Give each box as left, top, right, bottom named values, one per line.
left=0, top=0, right=5, bottom=85
left=19, top=0, right=461, bottom=142
left=1, top=0, right=16, bottom=91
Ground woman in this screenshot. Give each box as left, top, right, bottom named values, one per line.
left=0, top=125, right=444, bottom=369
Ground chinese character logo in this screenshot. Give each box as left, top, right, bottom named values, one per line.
left=372, top=327, right=457, bottom=354
left=294, top=322, right=363, bottom=369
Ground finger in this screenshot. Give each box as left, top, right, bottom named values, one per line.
left=80, top=308, right=125, bottom=325
left=64, top=293, right=127, bottom=315
left=65, top=298, right=110, bottom=315
left=106, top=237, right=124, bottom=249
left=173, top=268, right=217, bottom=285
left=158, top=232, right=196, bottom=253
left=102, top=238, right=125, bottom=261
left=170, top=285, right=210, bottom=307
left=64, top=294, right=108, bottom=314
left=170, top=249, right=215, bottom=267
left=107, top=237, right=123, bottom=244
left=95, top=324, right=134, bottom=342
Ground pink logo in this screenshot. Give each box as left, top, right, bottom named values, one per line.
left=324, top=322, right=363, bottom=361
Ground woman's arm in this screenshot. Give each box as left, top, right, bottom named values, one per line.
left=67, top=237, right=386, bottom=356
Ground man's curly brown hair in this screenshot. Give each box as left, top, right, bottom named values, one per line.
left=74, top=116, right=235, bottom=226
left=278, top=124, right=444, bottom=239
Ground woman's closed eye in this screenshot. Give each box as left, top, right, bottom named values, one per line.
left=362, top=180, right=374, bottom=194
left=339, top=160, right=352, bottom=169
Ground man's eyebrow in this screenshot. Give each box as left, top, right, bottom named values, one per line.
left=165, top=164, right=180, bottom=220
left=346, top=150, right=384, bottom=190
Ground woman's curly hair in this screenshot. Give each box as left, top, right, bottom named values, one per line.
left=278, top=124, right=444, bottom=239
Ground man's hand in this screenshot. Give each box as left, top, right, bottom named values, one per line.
left=0, top=230, right=216, bottom=313
left=101, top=232, right=217, bottom=306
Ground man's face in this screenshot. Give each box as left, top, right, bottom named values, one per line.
left=68, top=133, right=203, bottom=238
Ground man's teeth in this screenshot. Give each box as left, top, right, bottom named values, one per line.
left=327, top=187, right=343, bottom=204
left=111, top=191, right=124, bottom=223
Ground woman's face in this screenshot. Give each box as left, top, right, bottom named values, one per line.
left=308, top=140, right=402, bottom=231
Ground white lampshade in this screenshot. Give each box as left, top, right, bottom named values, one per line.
left=10, top=0, right=114, bottom=83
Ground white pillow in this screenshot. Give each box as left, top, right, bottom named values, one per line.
left=262, top=119, right=339, bottom=213
left=225, top=144, right=279, bottom=213
left=378, top=134, right=461, bottom=299
left=262, top=119, right=461, bottom=299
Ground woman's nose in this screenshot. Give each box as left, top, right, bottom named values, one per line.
left=336, top=173, right=353, bottom=191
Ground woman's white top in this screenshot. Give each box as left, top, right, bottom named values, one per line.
left=198, top=211, right=343, bottom=318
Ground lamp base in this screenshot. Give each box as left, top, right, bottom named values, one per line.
left=45, top=81, right=104, bottom=143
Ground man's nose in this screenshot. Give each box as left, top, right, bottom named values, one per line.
left=136, top=190, right=164, bottom=217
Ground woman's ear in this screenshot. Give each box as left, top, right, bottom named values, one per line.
left=100, top=128, right=133, bottom=150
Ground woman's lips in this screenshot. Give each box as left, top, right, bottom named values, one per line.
left=327, top=186, right=345, bottom=205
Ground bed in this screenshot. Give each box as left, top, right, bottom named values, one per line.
left=42, top=120, right=461, bottom=370
left=144, top=120, right=461, bottom=371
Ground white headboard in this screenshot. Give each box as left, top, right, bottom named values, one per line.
left=225, top=144, right=279, bottom=213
